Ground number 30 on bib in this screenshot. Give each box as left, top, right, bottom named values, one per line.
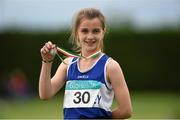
left=64, top=89, right=99, bottom=108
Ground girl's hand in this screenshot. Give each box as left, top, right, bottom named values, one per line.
left=40, top=41, right=56, bottom=63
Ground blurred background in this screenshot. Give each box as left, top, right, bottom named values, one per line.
left=0, top=0, right=180, bottom=119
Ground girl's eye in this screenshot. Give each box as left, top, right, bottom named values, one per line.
left=93, top=29, right=100, bottom=34
left=81, top=29, right=88, bottom=33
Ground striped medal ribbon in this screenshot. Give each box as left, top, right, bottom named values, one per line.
left=50, top=46, right=101, bottom=65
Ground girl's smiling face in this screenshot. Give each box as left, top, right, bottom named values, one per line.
left=77, top=17, right=105, bottom=53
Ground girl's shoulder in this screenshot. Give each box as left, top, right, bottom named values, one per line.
left=106, top=58, right=121, bottom=72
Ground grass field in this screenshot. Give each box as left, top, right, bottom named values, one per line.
left=0, top=91, right=180, bottom=119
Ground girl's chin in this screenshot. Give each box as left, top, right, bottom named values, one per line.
left=84, top=47, right=99, bottom=52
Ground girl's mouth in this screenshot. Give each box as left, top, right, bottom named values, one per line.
left=85, top=40, right=96, bottom=45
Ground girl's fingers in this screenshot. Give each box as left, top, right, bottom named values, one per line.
left=44, top=46, right=50, bottom=53
left=46, top=41, right=55, bottom=50
left=45, top=43, right=50, bottom=50
left=48, top=41, right=53, bottom=46
left=40, top=41, right=56, bottom=61
left=52, top=44, right=56, bottom=49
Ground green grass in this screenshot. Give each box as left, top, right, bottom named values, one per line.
left=130, top=92, right=180, bottom=119
left=0, top=91, right=180, bottom=119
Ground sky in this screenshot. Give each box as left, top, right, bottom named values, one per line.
left=0, top=0, right=179, bottom=32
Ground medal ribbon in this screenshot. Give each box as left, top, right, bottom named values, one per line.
left=51, top=46, right=101, bottom=65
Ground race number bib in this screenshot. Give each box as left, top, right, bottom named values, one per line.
left=63, top=80, right=101, bottom=108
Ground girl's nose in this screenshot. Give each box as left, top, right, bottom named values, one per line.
left=87, top=33, right=94, bottom=40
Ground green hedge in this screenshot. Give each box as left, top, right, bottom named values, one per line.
left=0, top=29, right=180, bottom=92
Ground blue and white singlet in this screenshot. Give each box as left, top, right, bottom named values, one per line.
left=63, top=54, right=114, bottom=119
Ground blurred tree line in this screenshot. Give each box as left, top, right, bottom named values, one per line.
left=0, top=28, right=180, bottom=96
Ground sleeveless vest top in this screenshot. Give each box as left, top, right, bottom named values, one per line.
left=63, top=54, right=114, bottom=119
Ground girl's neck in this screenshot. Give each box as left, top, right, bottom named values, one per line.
left=81, top=49, right=101, bottom=58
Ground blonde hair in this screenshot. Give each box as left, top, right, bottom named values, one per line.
left=70, top=8, right=106, bottom=53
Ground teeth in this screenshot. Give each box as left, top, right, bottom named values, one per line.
left=85, top=41, right=96, bottom=43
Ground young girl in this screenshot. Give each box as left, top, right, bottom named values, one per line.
left=39, top=8, right=132, bottom=119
